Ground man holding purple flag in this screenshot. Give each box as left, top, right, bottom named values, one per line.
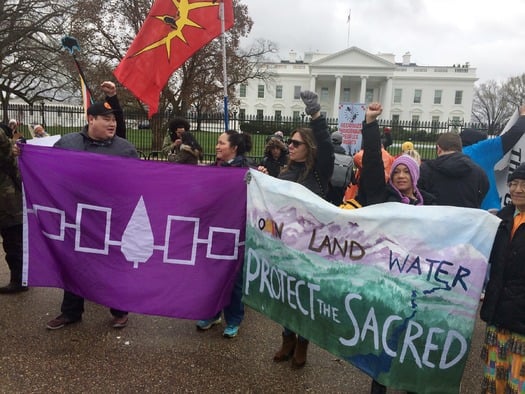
left=16, top=81, right=138, bottom=330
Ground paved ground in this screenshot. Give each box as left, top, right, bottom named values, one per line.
left=0, top=253, right=485, bottom=393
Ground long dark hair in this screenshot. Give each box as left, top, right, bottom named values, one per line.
left=281, top=127, right=317, bottom=181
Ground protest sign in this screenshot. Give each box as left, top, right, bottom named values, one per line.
left=244, top=169, right=500, bottom=393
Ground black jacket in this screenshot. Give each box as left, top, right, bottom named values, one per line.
left=418, top=152, right=488, bottom=208
left=261, top=153, right=288, bottom=177
left=357, top=120, right=434, bottom=207
left=278, top=115, right=334, bottom=198
left=480, top=204, right=525, bottom=335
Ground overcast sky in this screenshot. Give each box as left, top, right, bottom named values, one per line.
left=241, top=0, right=525, bottom=85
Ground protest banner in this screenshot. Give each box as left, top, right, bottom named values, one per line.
left=19, top=144, right=247, bottom=319
left=244, top=169, right=500, bottom=393
left=338, top=103, right=366, bottom=155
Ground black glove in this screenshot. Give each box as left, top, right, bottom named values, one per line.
left=300, top=91, right=321, bottom=115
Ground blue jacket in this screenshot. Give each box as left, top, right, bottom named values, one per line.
left=464, top=116, right=525, bottom=210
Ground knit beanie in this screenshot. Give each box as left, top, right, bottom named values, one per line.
left=460, top=128, right=487, bottom=147
left=331, top=132, right=343, bottom=144
left=508, top=162, right=525, bottom=183
left=389, top=155, right=424, bottom=205
left=401, top=141, right=414, bottom=152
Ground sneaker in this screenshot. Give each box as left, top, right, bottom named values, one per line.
left=196, top=317, right=222, bottom=331
left=46, top=314, right=80, bottom=330
left=111, top=315, right=128, bottom=328
left=223, top=324, right=239, bottom=338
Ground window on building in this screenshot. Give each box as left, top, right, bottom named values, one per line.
left=276, top=85, right=283, bottom=99
left=392, top=114, right=400, bottom=124
left=455, top=90, right=463, bottom=105
left=239, top=108, right=246, bottom=120
left=239, top=84, right=247, bottom=98
left=365, top=88, right=374, bottom=104
left=343, top=88, right=351, bottom=102
left=257, top=85, right=265, bottom=99
left=274, top=110, right=282, bottom=120
left=432, top=116, right=440, bottom=123
left=293, top=111, right=301, bottom=120
left=294, top=86, right=301, bottom=100
left=393, top=89, right=402, bottom=103
left=451, top=116, right=462, bottom=125
left=434, top=90, right=442, bottom=104
left=413, top=89, right=422, bottom=104
left=450, top=116, right=462, bottom=131
left=256, top=109, right=264, bottom=119
left=321, top=87, right=329, bottom=102
left=412, top=115, right=420, bottom=123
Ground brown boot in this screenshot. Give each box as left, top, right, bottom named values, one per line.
left=273, top=333, right=297, bottom=362
left=291, top=339, right=309, bottom=368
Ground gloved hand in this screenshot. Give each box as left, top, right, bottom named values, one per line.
left=300, top=91, right=321, bottom=115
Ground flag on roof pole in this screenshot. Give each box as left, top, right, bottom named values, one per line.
left=114, top=0, right=234, bottom=118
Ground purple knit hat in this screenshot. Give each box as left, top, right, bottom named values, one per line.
left=388, top=155, right=424, bottom=205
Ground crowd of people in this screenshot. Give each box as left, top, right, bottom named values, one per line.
left=2, top=82, right=525, bottom=394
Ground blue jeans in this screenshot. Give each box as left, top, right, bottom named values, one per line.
left=210, top=267, right=245, bottom=326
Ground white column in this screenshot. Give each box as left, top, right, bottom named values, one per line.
left=382, top=77, right=393, bottom=118
left=333, top=75, right=342, bottom=119
left=359, top=76, right=368, bottom=103
left=309, top=75, right=317, bottom=92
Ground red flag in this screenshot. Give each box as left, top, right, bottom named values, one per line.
left=114, top=0, right=234, bottom=118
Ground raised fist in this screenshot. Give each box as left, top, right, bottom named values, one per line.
left=300, top=91, right=321, bottom=116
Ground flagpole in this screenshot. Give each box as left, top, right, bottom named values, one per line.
left=220, top=0, right=229, bottom=131
left=346, top=9, right=351, bottom=47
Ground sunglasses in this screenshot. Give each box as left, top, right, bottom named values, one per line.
left=287, top=139, right=305, bottom=148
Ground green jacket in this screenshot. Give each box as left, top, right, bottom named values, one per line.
left=0, top=128, right=22, bottom=228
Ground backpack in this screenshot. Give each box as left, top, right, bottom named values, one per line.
left=331, top=153, right=353, bottom=189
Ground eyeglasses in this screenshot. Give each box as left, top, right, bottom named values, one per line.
left=287, top=139, right=305, bottom=148
left=508, top=180, right=525, bottom=191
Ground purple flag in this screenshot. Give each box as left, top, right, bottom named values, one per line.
left=19, top=144, right=247, bottom=319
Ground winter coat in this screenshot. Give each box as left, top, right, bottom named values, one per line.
left=55, top=128, right=138, bottom=158
left=0, top=128, right=22, bottom=229
left=480, top=204, right=525, bottom=335
left=54, top=94, right=137, bottom=158
left=464, top=116, right=525, bottom=210
left=168, top=144, right=201, bottom=165
left=278, top=115, right=334, bottom=198
left=260, top=153, right=288, bottom=177
left=213, top=155, right=253, bottom=168
left=418, top=151, right=488, bottom=208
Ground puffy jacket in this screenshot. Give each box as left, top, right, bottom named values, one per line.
left=418, top=151, right=488, bottom=208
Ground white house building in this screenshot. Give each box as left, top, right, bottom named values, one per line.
left=237, top=47, right=477, bottom=124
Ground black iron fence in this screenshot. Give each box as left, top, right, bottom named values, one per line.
left=5, top=103, right=502, bottom=162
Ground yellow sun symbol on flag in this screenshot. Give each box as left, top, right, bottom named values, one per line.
left=131, top=0, right=219, bottom=60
